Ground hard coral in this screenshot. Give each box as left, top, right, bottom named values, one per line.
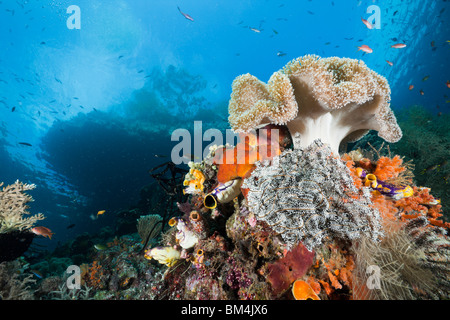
left=0, top=260, right=36, bottom=300
left=0, top=180, right=45, bottom=234
left=228, top=55, right=401, bottom=153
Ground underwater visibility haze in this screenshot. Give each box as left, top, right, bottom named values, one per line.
left=0, top=0, right=449, bottom=302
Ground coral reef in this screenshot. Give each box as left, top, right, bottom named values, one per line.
left=76, top=234, right=167, bottom=300
left=45, top=280, right=94, bottom=300
left=228, top=71, right=297, bottom=133
left=30, top=257, right=74, bottom=278
left=129, top=58, right=448, bottom=301
left=0, top=260, right=36, bottom=300
left=0, top=180, right=45, bottom=234
left=350, top=105, right=449, bottom=215
left=6, top=57, right=448, bottom=302
left=0, top=180, right=49, bottom=263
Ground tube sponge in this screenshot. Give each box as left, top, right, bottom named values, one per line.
left=228, top=55, right=402, bottom=154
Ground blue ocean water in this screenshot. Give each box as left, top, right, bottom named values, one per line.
left=0, top=0, right=449, bottom=250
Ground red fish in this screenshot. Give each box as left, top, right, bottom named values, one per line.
left=31, top=226, right=54, bottom=239
left=420, top=90, right=424, bottom=95
left=386, top=60, right=393, bottom=66
left=361, top=18, right=373, bottom=29
left=358, top=45, right=373, bottom=53
left=446, top=80, right=450, bottom=88
left=409, top=85, right=414, bottom=90
left=177, top=6, right=194, bottom=21
left=391, top=43, right=407, bottom=49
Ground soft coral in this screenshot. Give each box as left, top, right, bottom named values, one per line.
left=373, top=155, right=405, bottom=181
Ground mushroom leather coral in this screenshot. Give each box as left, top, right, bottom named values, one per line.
left=228, top=55, right=402, bottom=154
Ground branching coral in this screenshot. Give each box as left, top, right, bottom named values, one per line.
left=48, top=282, right=94, bottom=300
left=0, top=260, right=36, bottom=300
left=243, top=139, right=383, bottom=251
left=0, top=180, right=45, bottom=234
left=228, top=55, right=401, bottom=153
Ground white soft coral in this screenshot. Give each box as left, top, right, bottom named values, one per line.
left=228, top=55, right=402, bottom=154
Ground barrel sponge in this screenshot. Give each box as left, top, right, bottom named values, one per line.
left=228, top=55, right=402, bottom=154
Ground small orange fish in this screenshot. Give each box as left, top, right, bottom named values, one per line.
left=358, top=45, right=373, bottom=53
left=386, top=60, right=393, bottom=66
left=391, top=43, right=407, bottom=49
left=361, top=18, right=373, bottom=29
left=420, top=90, right=424, bottom=95
left=31, top=226, right=54, bottom=239
left=97, top=210, right=106, bottom=216
left=409, top=85, right=414, bottom=90
left=446, top=80, right=450, bottom=88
